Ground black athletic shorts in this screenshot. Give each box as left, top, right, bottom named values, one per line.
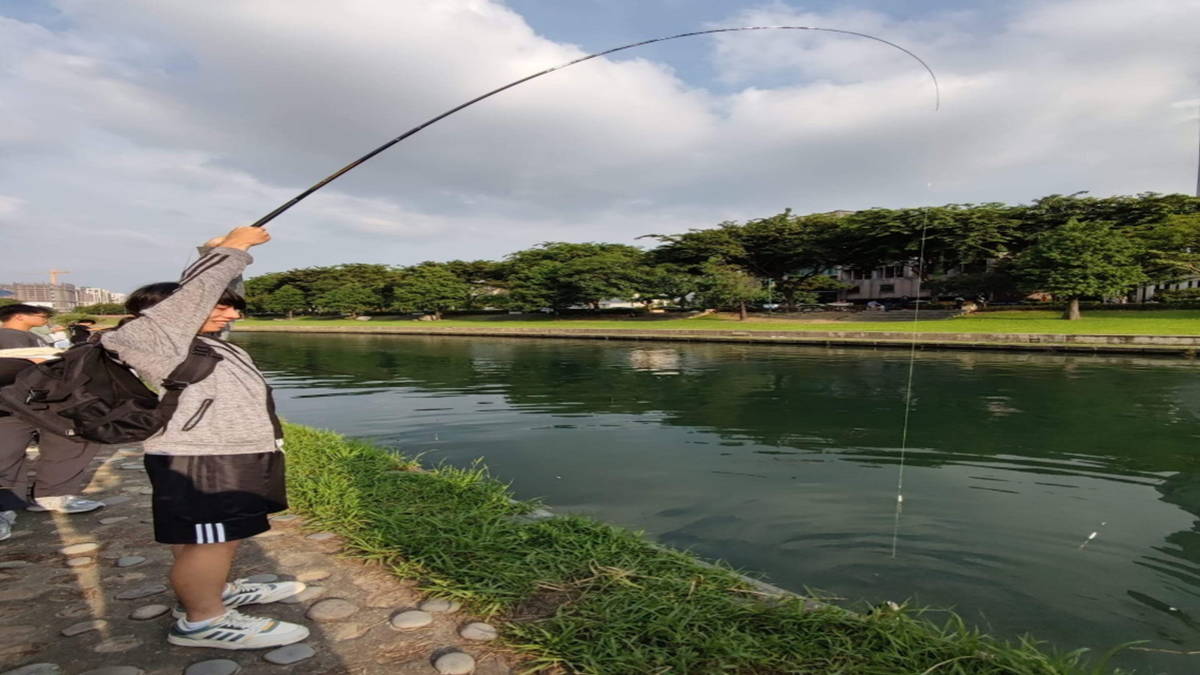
left=144, top=451, right=287, bottom=545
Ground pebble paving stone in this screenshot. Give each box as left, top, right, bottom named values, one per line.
left=0, top=665, right=62, bottom=675
left=305, top=532, right=336, bottom=541
left=92, top=635, right=141, bottom=653
left=115, top=583, right=168, bottom=600
left=129, top=604, right=169, bottom=620
left=306, top=598, right=357, bottom=621
left=137, top=487, right=153, bottom=495
left=183, top=660, right=241, bottom=675
left=78, top=667, right=144, bottom=675
left=98, top=517, right=128, bottom=525
left=119, top=463, right=142, bottom=470
left=243, top=573, right=278, bottom=583
left=59, top=543, right=99, bottom=556
left=101, top=495, right=132, bottom=505
left=262, top=643, right=316, bottom=665
left=277, top=586, right=325, bottom=604
left=66, top=557, right=94, bottom=568
left=0, top=560, right=31, bottom=569
left=390, top=610, right=434, bottom=630
left=116, top=556, right=146, bottom=568
left=62, top=619, right=108, bottom=637
left=420, top=598, right=462, bottom=613
left=459, top=622, right=498, bottom=642
left=434, top=651, right=476, bottom=675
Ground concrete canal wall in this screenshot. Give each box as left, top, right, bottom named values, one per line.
left=233, top=324, right=1200, bottom=356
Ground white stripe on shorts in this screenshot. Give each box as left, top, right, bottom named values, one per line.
left=193, top=523, right=229, bottom=544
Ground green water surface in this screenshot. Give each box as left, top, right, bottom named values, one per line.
left=236, top=332, right=1200, bottom=673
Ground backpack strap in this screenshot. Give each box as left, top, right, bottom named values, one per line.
left=154, top=339, right=223, bottom=425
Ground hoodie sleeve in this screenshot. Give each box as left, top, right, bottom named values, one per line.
left=102, top=247, right=252, bottom=371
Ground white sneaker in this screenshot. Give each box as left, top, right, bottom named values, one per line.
left=171, top=579, right=307, bottom=618
left=167, top=609, right=309, bottom=649
left=0, top=511, right=15, bottom=541
left=26, top=496, right=104, bottom=513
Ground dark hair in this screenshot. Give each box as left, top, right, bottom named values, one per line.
left=75, top=319, right=97, bottom=325
left=0, top=303, right=55, bottom=322
left=125, top=282, right=246, bottom=317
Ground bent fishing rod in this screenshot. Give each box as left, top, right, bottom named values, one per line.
left=247, top=25, right=940, bottom=229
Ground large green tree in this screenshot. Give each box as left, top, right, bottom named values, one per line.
left=1013, top=219, right=1147, bottom=319
left=264, top=285, right=307, bottom=319
left=445, top=259, right=507, bottom=309
left=315, top=284, right=378, bottom=318
left=392, top=263, right=472, bottom=319
left=696, top=261, right=767, bottom=320
left=504, top=243, right=647, bottom=313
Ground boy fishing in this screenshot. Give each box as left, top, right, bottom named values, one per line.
left=102, top=226, right=309, bottom=649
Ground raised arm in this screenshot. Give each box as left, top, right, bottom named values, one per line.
left=103, top=227, right=269, bottom=368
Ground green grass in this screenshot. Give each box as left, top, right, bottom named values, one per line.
left=240, top=310, right=1200, bottom=337
left=283, top=423, right=1132, bottom=674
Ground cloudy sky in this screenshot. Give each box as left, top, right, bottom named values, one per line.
left=2, top=0, right=1198, bottom=293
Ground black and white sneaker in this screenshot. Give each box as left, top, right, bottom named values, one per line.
left=171, top=579, right=306, bottom=619
left=167, top=609, right=309, bottom=649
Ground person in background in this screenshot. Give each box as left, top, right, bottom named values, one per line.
left=45, top=324, right=70, bottom=349
left=69, top=318, right=98, bottom=345
left=101, top=226, right=308, bottom=650
left=0, top=304, right=105, bottom=541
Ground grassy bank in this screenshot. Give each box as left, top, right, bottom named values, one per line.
left=243, top=310, right=1200, bottom=336
left=283, top=423, right=1126, bottom=674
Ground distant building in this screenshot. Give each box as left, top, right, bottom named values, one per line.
left=1133, top=276, right=1200, bottom=302
left=836, top=264, right=929, bottom=302
left=78, top=286, right=126, bottom=306
left=0, top=283, right=126, bottom=312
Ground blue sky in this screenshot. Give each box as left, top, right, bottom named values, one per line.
left=1, top=0, right=1197, bottom=292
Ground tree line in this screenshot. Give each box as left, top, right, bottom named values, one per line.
left=239, top=192, right=1200, bottom=320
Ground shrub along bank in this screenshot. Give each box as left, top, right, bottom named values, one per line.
left=283, top=423, right=1126, bottom=674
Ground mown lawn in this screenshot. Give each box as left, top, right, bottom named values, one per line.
left=240, top=310, right=1200, bottom=336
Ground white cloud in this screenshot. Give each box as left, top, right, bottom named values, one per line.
left=0, top=196, right=26, bottom=217
left=2, top=0, right=1198, bottom=292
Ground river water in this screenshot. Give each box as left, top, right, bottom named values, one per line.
left=235, top=331, right=1200, bottom=673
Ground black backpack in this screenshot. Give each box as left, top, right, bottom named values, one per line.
left=0, top=338, right=222, bottom=444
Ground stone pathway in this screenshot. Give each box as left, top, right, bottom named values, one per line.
left=0, top=446, right=521, bottom=675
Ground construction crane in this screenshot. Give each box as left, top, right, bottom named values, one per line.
left=48, top=269, right=71, bottom=312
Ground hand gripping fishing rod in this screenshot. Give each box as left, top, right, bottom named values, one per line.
left=247, top=25, right=939, bottom=228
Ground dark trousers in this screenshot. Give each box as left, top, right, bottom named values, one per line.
left=0, top=415, right=103, bottom=510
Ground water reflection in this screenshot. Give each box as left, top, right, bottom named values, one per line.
left=235, top=332, right=1200, bottom=673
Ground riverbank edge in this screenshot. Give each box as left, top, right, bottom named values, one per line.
left=282, top=422, right=1111, bottom=673
left=235, top=323, right=1199, bottom=356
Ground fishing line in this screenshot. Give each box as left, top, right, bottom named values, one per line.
left=246, top=25, right=940, bottom=228
left=234, top=24, right=942, bottom=557
left=891, top=209, right=931, bottom=559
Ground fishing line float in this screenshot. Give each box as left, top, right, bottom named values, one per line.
left=246, top=25, right=940, bottom=228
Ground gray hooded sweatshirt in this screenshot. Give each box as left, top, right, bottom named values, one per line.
left=102, top=247, right=281, bottom=457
